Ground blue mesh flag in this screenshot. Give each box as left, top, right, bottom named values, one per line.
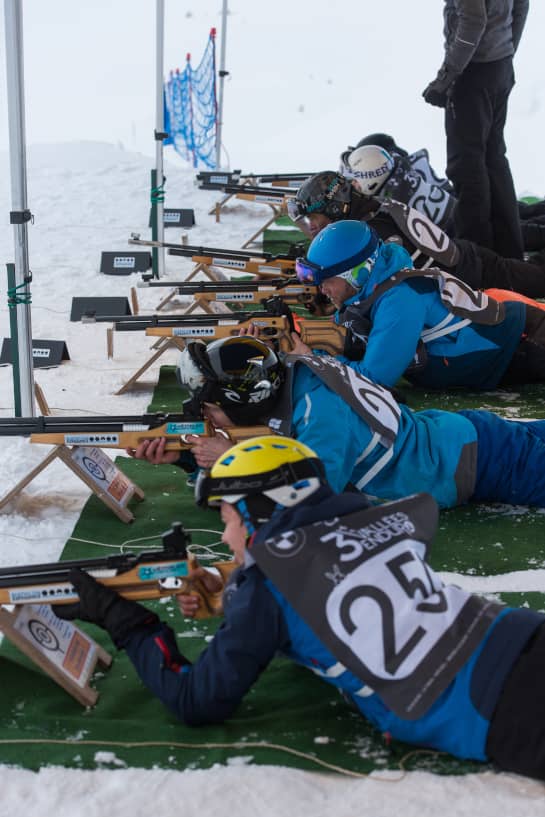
left=164, top=29, right=218, bottom=169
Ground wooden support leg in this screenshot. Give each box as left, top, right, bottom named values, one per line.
left=0, top=605, right=112, bottom=707
left=107, top=326, right=114, bottom=359
left=241, top=207, right=281, bottom=249
left=34, top=383, right=51, bottom=416
left=0, top=445, right=145, bottom=524
left=130, top=286, right=139, bottom=315
left=115, top=338, right=185, bottom=395
left=0, top=448, right=63, bottom=511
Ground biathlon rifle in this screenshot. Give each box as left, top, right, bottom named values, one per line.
left=135, top=279, right=330, bottom=316
left=142, top=313, right=294, bottom=350
left=196, top=170, right=313, bottom=188
left=81, top=291, right=360, bottom=357
left=0, top=413, right=272, bottom=453
left=197, top=181, right=295, bottom=204
left=83, top=300, right=292, bottom=344
left=128, top=234, right=302, bottom=277
left=0, top=522, right=235, bottom=617
left=143, top=314, right=363, bottom=360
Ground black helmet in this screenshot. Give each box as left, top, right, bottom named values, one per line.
left=356, top=133, right=408, bottom=158
left=177, top=336, right=284, bottom=424
left=288, top=171, right=354, bottom=223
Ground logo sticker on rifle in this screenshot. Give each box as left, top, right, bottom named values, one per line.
left=216, top=293, right=254, bottom=301
left=64, top=434, right=120, bottom=445
left=172, top=327, right=216, bottom=337
left=138, top=561, right=189, bottom=581
left=165, top=421, right=207, bottom=434
left=212, top=258, right=247, bottom=269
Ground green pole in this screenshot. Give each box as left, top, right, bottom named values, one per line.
left=151, top=168, right=159, bottom=278
left=6, top=262, right=22, bottom=415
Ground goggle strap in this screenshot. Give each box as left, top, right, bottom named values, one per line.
left=197, top=457, right=325, bottom=505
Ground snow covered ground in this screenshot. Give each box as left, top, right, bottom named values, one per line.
left=1, top=141, right=545, bottom=815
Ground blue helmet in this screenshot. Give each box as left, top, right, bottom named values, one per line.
left=295, top=220, right=381, bottom=288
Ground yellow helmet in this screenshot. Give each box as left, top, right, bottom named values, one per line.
left=195, top=435, right=327, bottom=532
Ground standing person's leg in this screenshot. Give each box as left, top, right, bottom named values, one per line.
left=520, top=221, right=545, bottom=253
left=446, top=64, right=494, bottom=250
left=485, top=58, right=524, bottom=260
left=458, top=409, right=545, bottom=506
left=455, top=239, right=545, bottom=297
left=518, top=200, right=545, bottom=221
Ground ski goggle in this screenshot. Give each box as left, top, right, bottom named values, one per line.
left=294, top=257, right=324, bottom=284
left=287, top=198, right=306, bottom=222
left=295, top=250, right=374, bottom=287
left=287, top=196, right=338, bottom=222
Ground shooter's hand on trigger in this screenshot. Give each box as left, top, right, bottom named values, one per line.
left=238, top=321, right=278, bottom=351
left=186, top=432, right=231, bottom=468
left=288, top=331, right=311, bottom=355
left=126, top=437, right=180, bottom=465
left=177, top=562, right=225, bottom=618
left=238, top=322, right=259, bottom=338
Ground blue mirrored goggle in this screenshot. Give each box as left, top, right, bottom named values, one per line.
left=295, top=251, right=371, bottom=286
left=295, top=257, right=322, bottom=284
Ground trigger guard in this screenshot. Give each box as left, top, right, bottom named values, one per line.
left=159, top=577, right=185, bottom=591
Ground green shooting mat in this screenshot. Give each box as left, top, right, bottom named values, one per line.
left=1, top=367, right=544, bottom=776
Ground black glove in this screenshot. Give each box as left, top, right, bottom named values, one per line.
left=422, top=66, right=458, bottom=109
left=53, top=567, right=159, bottom=648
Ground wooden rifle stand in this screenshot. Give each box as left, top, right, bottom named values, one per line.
left=240, top=204, right=282, bottom=250
left=0, top=604, right=112, bottom=706
left=0, top=444, right=145, bottom=523
left=114, top=336, right=186, bottom=395
left=207, top=176, right=257, bottom=217
left=207, top=181, right=284, bottom=249
left=155, top=263, right=228, bottom=313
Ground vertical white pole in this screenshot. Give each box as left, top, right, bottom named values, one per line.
left=215, top=0, right=229, bottom=169
left=155, top=0, right=166, bottom=277
left=4, top=0, right=35, bottom=416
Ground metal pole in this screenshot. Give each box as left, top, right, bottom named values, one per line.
left=4, top=0, right=35, bottom=416
left=151, top=0, right=166, bottom=278
left=215, top=0, right=229, bottom=169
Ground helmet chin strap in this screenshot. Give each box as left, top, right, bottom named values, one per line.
left=234, top=496, right=280, bottom=535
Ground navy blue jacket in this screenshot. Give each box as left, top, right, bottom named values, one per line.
left=122, top=487, right=543, bottom=761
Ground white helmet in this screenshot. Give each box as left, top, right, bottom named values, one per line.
left=341, top=145, right=395, bottom=196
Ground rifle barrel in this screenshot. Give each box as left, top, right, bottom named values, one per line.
left=137, top=278, right=290, bottom=290
left=0, top=413, right=201, bottom=436
left=111, top=309, right=285, bottom=331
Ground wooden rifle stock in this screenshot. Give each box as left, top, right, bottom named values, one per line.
left=29, top=422, right=272, bottom=452
left=170, top=283, right=317, bottom=308
left=187, top=255, right=294, bottom=276
left=144, top=315, right=350, bottom=357
left=144, top=315, right=294, bottom=352
left=0, top=413, right=274, bottom=453
left=128, top=237, right=297, bottom=277
left=296, top=320, right=348, bottom=356
left=0, top=536, right=237, bottom=619
left=29, top=419, right=213, bottom=452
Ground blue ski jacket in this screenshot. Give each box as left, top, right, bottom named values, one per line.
left=334, top=242, right=525, bottom=390
left=287, top=363, right=478, bottom=508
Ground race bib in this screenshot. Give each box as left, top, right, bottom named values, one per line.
left=286, top=354, right=401, bottom=447
left=253, top=494, right=502, bottom=719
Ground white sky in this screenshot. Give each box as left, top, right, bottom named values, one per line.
left=0, top=1, right=544, bottom=190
